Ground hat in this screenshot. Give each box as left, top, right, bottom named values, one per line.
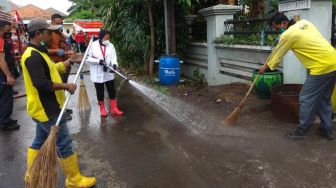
left=27, top=18, right=62, bottom=32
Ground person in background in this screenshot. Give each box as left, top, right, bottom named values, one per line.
left=0, top=20, right=20, bottom=131
left=258, top=12, right=336, bottom=140
left=4, top=25, right=20, bottom=95
left=48, top=13, right=75, bottom=120
left=65, top=29, right=72, bottom=50
left=70, top=31, right=77, bottom=52
left=22, top=18, right=96, bottom=187
left=87, top=29, right=124, bottom=117
left=84, top=32, right=90, bottom=50
left=75, top=29, right=85, bottom=53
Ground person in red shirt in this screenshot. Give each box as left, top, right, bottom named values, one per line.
left=75, top=30, right=86, bottom=53
left=4, top=31, right=19, bottom=79
left=84, top=32, right=90, bottom=49
left=4, top=27, right=20, bottom=96
left=0, top=20, right=20, bottom=130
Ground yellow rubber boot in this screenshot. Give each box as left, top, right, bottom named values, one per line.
left=332, top=84, right=336, bottom=113
left=59, top=153, right=96, bottom=188
left=24, top=148, right=39, bottom=182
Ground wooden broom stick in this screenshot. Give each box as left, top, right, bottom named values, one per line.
left=224, top=61, right=269, bottom=125
left=224, top=75, right=260, bottom=125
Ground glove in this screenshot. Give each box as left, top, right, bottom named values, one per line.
left=110, top=64, right=117, bottom=73
left=99, top=59, right=106, bottom=65
left=57, top=49, right=65, bottom=56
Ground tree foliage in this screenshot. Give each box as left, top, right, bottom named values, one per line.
left=69, top=0, right=193, bottom=73
left=236, top=0, right=279, bottom=19
left=65, top=9, right=95, bottom=22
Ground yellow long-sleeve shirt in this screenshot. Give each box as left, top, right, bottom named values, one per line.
left=267, top=20, right=336, bottom=75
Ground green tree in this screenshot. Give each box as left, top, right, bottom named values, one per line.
left=147, top=0, right=155, bottom=75
left=68, top=0, right=200, bottom=74
left=65, top=9, right=95, bottom=22
left=239, top=0, right=266, bottom=18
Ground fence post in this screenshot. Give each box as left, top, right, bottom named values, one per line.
left=199, top=5, right=241, bottom=86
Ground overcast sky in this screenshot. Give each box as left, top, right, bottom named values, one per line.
left=10, top=0, right=73, bottom=14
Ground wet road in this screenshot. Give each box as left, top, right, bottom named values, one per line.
left=0, top=76, right=240, bottom=188
left=2, top=74, right=336, bottom=188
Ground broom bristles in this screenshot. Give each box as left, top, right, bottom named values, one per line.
left=25, top=126, right=58, bottom=188
left=224, top=106, right=243, bottom=126
left=224, top=75, right=259, bottom=125
left=78, top=79, right=91, bottom=111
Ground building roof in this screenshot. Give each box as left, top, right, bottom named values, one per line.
left=10, top=4, right=53, bottom=20
left=0, top=11, right=14, bottom=22
left=45, top=7, right=67, bottom=18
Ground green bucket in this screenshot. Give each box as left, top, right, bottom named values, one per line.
left=252, top=69, right=283, bottom=99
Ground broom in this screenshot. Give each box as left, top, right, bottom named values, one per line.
left=77, top=73, right=91, bottom=111
left=224, top=61, right=269, bottom=125
left=224, top=77, right=260, bottom=125
left=25, top=37, right=94, bottom=188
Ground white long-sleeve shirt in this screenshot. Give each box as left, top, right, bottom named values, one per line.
left=86, top=40, right=118, bottom=83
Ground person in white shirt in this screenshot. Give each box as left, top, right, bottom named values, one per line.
left=87, top=29, right=124, bottom=117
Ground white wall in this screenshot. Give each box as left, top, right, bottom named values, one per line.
left=182, top=42, right=208, bottom=81
left=216, top=44, right=279, bottom=84
left=183, top=43, right=280, bottom=84
left=281, top=0, right=333, bottom=84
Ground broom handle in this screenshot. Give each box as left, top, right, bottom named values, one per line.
left=14, top=93, right=27, bottom=99
left=238, top=63, right=268, bottom=107
left=105, top=65, right=129, bottom=81
left=239, top=74, right=260, bottom=107
left=55, top=37, right=94, bottom=126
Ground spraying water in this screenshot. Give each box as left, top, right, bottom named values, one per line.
left=128, top=80, right=244, bottom=138
left=116, top=78, right=128, bottom=99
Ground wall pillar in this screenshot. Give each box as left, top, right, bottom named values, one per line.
left=199, top=5, right=241, bottom=86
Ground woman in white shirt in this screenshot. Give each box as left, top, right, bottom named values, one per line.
left=87, top=29, right=123, bottom=117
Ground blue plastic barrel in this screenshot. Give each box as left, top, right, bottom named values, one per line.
left=159, top=55, right=180, bottom=86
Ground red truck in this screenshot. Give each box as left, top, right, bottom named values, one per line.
left=73, top=19, right=104, bottom=38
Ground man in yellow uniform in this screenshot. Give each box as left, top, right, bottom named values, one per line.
left=259, top=12, right=336, bottom=140
left=22, top=18, right=96, bottom=187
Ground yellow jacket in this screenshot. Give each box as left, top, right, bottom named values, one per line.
left=21, top=43, right=66, bottom=122
left=267, top=20, right=336, bottom=75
